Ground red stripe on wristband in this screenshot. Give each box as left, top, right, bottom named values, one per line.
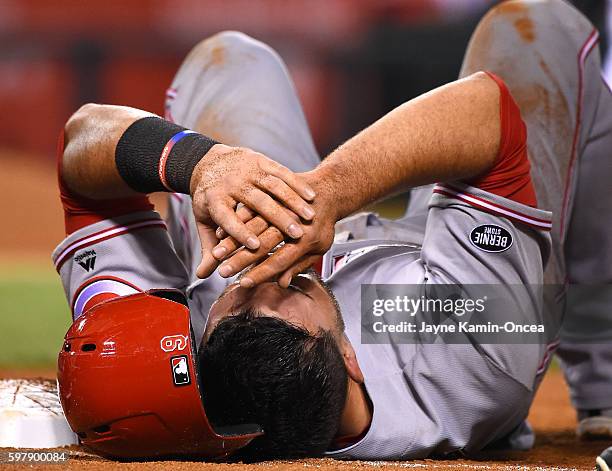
left=158, top=130, right=196, bottom=192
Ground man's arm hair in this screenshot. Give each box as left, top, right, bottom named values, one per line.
left=60, top=103, right=317, bottom=257
left=213, top=72, right=507, bottom=287
left=62, top=104, right=155, bottom=200
left=315, top=71, right=501, bottom=221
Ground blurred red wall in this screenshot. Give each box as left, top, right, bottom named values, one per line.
left=0, top=0, right=440, bottom=159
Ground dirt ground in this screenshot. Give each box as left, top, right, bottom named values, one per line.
left=0, top=151, right=65, bottom=263
left=0, top=151, right=167, bottom=263
left=0, top=368, right=607, bottom=471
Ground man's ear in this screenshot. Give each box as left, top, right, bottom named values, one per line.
left=340, top=335, right=364, bottom=384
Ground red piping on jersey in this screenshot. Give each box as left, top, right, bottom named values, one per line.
left=54, top=219, right=166, bottom=271
left=536, top=339, right=560, bottom=376
left=440, top=183, right=551, bottom=224
left=54, top=217, right=165, bottom=260
left=560, top=28, right=599, bottom=239
left=433, top=183, right=552, bottom=231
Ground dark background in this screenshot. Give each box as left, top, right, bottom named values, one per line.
left=0, top=0, right=606, bottom=161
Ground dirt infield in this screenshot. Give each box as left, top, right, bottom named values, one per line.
left=0, top=368, right=606, bottom=471
left=0, top=151, right=64, bottom=262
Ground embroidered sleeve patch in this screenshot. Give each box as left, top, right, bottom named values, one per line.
left=469, top=224, right=513, bottom=253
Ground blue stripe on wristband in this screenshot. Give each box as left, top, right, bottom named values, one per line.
left=159, top=130, right=197, bottom=191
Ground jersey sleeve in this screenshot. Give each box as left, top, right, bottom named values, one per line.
left=396, top=76, right=558, bottom=459
left=57, top=130, right=155, bottom=235
left=419, top=73, right=552, bottom=285
left=387, top=181, right=551, bottom=383
left=422, top=183, right=551, bottom=284
left=415, top=84, right=554, bottom=381
left=53, top=131, right=189, bottom=320
left=466, top=71, right=537, bottom=207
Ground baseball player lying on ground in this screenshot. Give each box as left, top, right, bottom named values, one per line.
left=53, top=0, right=611, bottom=460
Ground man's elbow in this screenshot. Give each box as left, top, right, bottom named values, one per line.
left=61, top=103, right=105, bottom=195
left=64, top=103, right=103, bottom=145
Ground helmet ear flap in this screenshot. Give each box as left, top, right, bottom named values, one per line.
left=58, top=291, right=262, bottom=459
left=147, top=288, right=189, bottom=306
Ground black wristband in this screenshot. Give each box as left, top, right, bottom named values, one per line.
left=115, top=116, right=218, bottom=194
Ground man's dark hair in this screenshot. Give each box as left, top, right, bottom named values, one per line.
left=198, top=309, right=348, bottom=459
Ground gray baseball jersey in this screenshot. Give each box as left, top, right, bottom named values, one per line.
left=53, top=0, right=611, bottom=460
left=407, top=0, right=612, bottom=412
left=322, top=184, right=552, bottom=458
left=52, top=186, right=552, bottom=460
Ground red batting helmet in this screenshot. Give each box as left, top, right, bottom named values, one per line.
left=57, top=289, right=262, bottom=459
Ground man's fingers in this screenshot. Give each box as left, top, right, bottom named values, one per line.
left=216, top=206, right=255, bottom=239
left=216, top=226, right=284, bottom=279
left=264, top=162, right=316, bottom=202
left=257, top=175, right=315, bottom=221
left=277, top=255, right=320, bottom=288
left=212, top=215, right=269, bottom=260
left=208, top=199, right=261, bottom=250
left=196, top=223, right=223, bottom=279
left=238, top=188, right=305, bottom=240
left=239, top=242, right=306, bottom=287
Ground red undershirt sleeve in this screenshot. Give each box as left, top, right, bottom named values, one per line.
left=465, top=71, right=537, bottom=208
left=57, top=130, right=154, bottom=235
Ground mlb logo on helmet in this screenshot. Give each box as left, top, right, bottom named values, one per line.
left=171, top=355, right=191, bottom=386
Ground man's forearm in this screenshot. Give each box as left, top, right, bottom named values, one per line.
left=205, top=72, right=506, bottom=287
left=313, top=72, right=501, bottom=221
left=62, top=104, right=155, bottom=199
left=60, top=103, right=316, bottom=252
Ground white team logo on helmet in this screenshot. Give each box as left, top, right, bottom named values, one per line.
left=160, top=334, right=188, bottom=352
